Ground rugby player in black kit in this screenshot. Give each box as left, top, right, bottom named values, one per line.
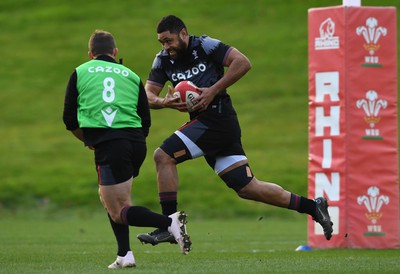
left=137, top=15, right=333, bottom=245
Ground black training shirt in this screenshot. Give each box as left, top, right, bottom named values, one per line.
left=147, top=35, right=237, bottom=119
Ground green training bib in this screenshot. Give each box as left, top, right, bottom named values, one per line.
left=76, top=59, right=142, bottom=128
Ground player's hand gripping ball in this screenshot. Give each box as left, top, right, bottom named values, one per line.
left=173, top=81, right=201, bottom=112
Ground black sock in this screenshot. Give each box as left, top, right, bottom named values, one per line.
left=159, top=192, right=177, bottom=216
left=120, top=206, right=171, bottom=229
left=288, top=193, right=316, bottom=217
left=107, top=214, right=130, bottom=257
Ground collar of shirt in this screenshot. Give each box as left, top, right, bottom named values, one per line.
left=95, top=55, right=117, bottom=63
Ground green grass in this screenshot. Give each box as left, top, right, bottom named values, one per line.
left=0, top=211, right=399, bottom=274
left=0, top=2, right=398, bottom=271
left=0, top=0, right=398, bottom=214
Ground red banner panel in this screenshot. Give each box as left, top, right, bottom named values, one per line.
left=308, top=6, right=398, bottom=248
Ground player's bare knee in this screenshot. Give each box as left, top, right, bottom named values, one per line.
left=237, top=183, right=253, bottom=199
left=153, top=148, right=175, bottom=165
left=109, top=211, right=122, bottom=224
left=153, top=148, right=165, bottom=166
left=220, top=164, right=254, bottom=194
left=153, top=147, right=162, bottom=161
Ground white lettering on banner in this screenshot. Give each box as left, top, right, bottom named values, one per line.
left=313, top=71, right=341, bottom=236
left=314, top=71, right=340, bottom=201
left=322, top=139, right=332, bottom=168
left=315, top=72, right=340, bottom=102
left=365, top=56, right=379, bottom=64
left=315, top=72, right=340, bottom=136
left=315, top=106, right=340, bottom=136
left=315, top=172, right=340, bottom=200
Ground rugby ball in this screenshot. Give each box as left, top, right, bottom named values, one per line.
left=173, top=81, right=201, bottom=112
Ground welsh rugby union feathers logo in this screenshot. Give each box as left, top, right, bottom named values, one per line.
left=356, top=17, right=387, bottom=67
left=357, top=186, right=389, bottom=236
left=356, top=90, right=387, bottom=140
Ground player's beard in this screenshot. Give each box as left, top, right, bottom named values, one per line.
left=168, top=37, right=187, bottom=61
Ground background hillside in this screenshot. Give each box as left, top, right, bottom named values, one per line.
left=0, top=0, right=398, bottom=218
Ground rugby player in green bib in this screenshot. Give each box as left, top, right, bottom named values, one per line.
left=63, top=30, right=191, bottom=269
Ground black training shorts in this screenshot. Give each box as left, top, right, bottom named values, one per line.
left=94, top=139, right=146, bottom=185
left=160, top=112, right=246, bottom=169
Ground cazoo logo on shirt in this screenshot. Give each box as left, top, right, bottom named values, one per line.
left=171, top=63, right=207, bottom=82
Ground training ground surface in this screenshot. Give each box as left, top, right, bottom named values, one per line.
left=0, top=211, right=399, bottom=274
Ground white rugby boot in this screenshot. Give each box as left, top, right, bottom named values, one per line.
left=107, top=251, right=136, bottom=269
left=168, top=211, right=192, bottom=254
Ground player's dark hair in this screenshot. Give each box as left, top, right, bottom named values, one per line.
left=157, top=15, right=186, bottom=34
left=88, top=30, right=116, bottom=56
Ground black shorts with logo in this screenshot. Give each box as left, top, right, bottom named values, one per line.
left=94, top=139, right=146, bottom=185
left=160, top=112, right=246, bottom=169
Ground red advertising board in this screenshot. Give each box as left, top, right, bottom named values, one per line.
left=308, top=6, right=399, bottom=248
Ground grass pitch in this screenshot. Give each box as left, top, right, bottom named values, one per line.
left=0, top=1, right=399, bottom=272
left=0, top=211, right=399, bottom=274
left=1, top=0, right=398, bottom=212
